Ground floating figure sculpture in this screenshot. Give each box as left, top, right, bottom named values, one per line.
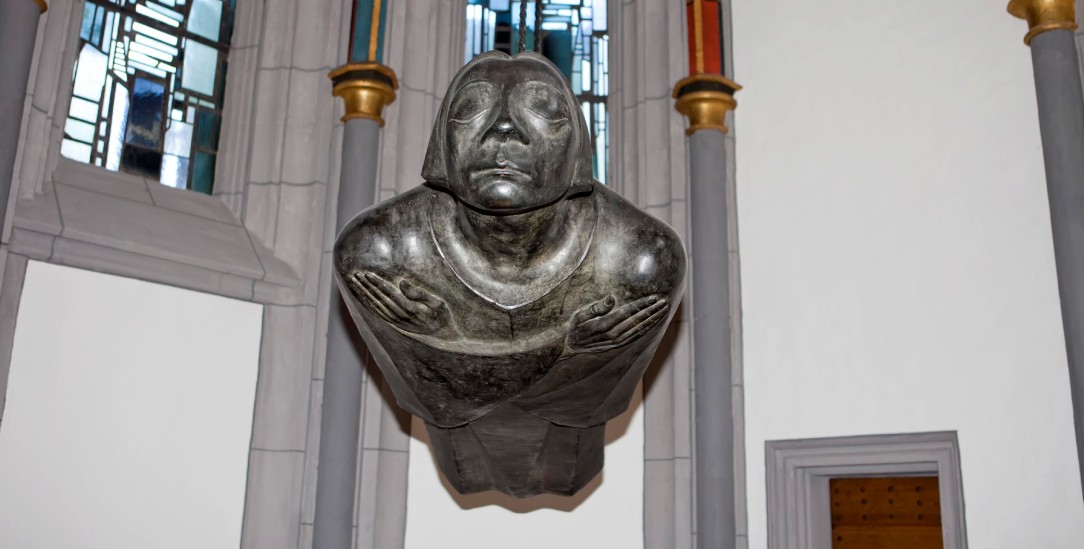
left=334, top=51, right=686, bottom=497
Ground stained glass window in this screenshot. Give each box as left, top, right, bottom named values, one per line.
left=465, top=0, right=608, bottom=184
left=62, top=0, right=236, bottom=195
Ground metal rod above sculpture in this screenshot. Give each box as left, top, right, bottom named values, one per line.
left=333, top=51, right=687, bottom=498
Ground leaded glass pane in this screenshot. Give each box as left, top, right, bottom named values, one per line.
left=181, top=41, right=218, bottom=96
left=464, top=0, right=609, bottom=183
left=164, top=121, right=193, bottom=157
left=61, top=0, right=235, bottom=194
left=188, top=0, right=223, bottom=42
left=160, top=154, right=190, bottom=189
left=73, top=44, right=109, bottom=101
left=191, top=152, right=216, bottom=194
left=65, top=119, right=98, bottom=143
left=124, top=77, right=166, bottom=149
left=61, top=140, right=93, bottom=164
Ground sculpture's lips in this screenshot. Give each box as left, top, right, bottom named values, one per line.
left=471, top=167, right=531, bottom=181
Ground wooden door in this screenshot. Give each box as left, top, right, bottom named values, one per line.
left=830, top=477, right=943, bottom=549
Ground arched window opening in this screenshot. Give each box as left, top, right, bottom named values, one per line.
left=465, top=0, right=608, bottom=184
left=61, top=0, right=236, bottom=195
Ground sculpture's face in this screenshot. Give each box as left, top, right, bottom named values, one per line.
left=444, top=58, right=579, bottom=214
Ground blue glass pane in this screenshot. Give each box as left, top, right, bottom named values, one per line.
left=181, top=41, right=218, bottom=96
left=188, top=0, right=223, bottom=42
left=195, top=110, right=221, bottom=150
left=191, top=152, right=215, bottom=194
left=91, top=7, right=106, bottom=48
left=124, top=77, right=166, bottom=149
left=80, top=3, right=97, bottom=41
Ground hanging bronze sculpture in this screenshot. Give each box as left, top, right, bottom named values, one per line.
left=334, top=50, right=686, bottom=497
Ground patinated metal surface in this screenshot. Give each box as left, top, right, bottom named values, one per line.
left=334, top=51, right=686, bottom=497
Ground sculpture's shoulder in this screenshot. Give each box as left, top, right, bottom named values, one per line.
left=589, top=183, right=687, bottom=296
left=333, top=185, right=436, bottom=276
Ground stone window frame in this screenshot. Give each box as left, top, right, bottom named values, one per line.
left=764, top=431, right=969, bottom=549
left=0, top=0, right=355, bottom=546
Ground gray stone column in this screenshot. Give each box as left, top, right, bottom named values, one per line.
left=0, top=0, right=45, bottom=229
left=674, top=72, right=741, bottom=549
left=1010, top=0, right=1084, bottom=497
left=314, top=65, right=398, bottom=549
left=689, top=129, right=736, bottom=549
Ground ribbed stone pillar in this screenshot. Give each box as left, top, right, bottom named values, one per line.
left=609, top=2, right=697, bottom=545
left=314, top=63, right=398, bottom=549
left=1009, top=0, right=1084, bottom=498
left=0, top=0, right=45, bottom=229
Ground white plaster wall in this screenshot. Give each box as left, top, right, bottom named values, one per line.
left=404, top=392, right=644, bottom=549
left=0, top=261, right=263, bottom=549
left=732, top=1, right=1084, bottom=547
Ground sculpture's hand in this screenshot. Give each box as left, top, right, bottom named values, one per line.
left=565, top=294, right=669, bottom=354
left=349, top=272, right=455, bottom=336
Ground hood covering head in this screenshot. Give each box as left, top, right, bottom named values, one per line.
left=421, top=50, right=595, bottom=198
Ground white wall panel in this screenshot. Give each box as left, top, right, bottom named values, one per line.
left=0, top=261, right=262, bottom=549
left=732, top=0, right=1084, bottom=547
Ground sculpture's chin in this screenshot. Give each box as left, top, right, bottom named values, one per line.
left=463, top=182, right=543, bottom=215
left=475, top=180, right=523, bottom=209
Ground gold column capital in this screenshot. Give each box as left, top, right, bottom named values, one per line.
left=1008, top=0, right=1078, bottom=45
left=673, top=74, right=741, bottom=135
left=32, top=0, right=47, bottom=13
left=328, top=63, right=399, bottom=126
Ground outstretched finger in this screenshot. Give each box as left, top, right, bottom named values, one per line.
left=591, top=294, right=663, bottom=332
left=613, top=306, right=669, bottom=346
left=572, top=295, right=616, bottom=325
left=609, top=297, right=668, bottom=336
left=361, top=273, right=413, bottom=320
left=350, top=273, right=397, bottom=324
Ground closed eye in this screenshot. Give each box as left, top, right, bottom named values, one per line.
left=448, top=81, right=497, bottom=122
left=522, top=107, right=569, bottom=123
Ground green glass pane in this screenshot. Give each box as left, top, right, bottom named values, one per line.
left=188, top=0, right=223, bottom=42
left=195, top=110, right=221, bottom=150
left=191, top=151, right=216, bottom=194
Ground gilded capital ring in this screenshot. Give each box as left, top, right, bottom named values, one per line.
left=673, top=74, right=742, bottom=135
left=1008, top=0, right=1078, bottom=45
left=328, top=63, right=399, bottom=126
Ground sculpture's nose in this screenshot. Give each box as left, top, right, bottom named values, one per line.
left=494, top=116, right=514, bottom=134
left=486, top=102, right=526, bottom=143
